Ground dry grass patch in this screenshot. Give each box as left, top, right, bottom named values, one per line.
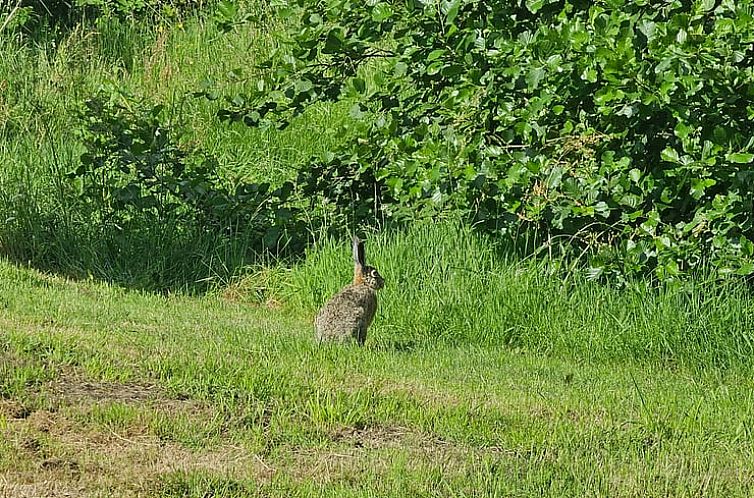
left=277, top=423, right=514, bottom=485
left=1, top=405, right=273, bottom=498
left=47, top=371, right=162, bottom=405
left=1, top=367, right=268, bottom=496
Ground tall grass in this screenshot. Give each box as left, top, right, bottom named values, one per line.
left=0, top=7, right=349, bottom=288
left=286, top=222, right=754, bottom=367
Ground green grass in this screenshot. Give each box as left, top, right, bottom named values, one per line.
left=3, top=6, right=754, bottom=497
left=286, top=223, right=754, bottom=366
left=0, top=5, right=351, bottom=286
left=2, top=224, right=754, bottom=496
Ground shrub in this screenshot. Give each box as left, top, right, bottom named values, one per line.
left=63, top=87, right=312, bottom=287
left=218, top=0, right=754, bottom=281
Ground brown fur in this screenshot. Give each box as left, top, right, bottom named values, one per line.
left=315, top=237, right=384, bottom=345
left=353, top=264, right=364, bottom=285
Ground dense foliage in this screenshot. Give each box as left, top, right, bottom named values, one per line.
left=69, top=89, right=307, bottom=253
left=4, top=0, right=754, bottom=287
left=2, top=0, right=207, bottom=27
left=221, top=0, right=754, bottom=280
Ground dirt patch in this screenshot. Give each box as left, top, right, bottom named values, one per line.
left=0, top=400, right=33, bottom=419
left=71, top=437, right=274, bottom=494
left=330, top=424, right=419, bottom=449
left=1, top=367, right=255, bottom=497
left=281, top=423, right=514, bottom=485
left=331, top=423, right=514, bottom=458
left=47, top=371, right=163, bottom=406
left=42, top=370, right=215, bottom=419
left=0, top=480, right=87, bottom=498
left=1, top=441, right=273, bottom=498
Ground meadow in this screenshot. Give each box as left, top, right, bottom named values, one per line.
left=2, top=2, right=754, bottom=496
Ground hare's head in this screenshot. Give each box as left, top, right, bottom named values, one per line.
left=359, top=265, right=384, bottom=290
left=352, top=236, right=384, bottom=290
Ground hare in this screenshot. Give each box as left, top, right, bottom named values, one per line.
left=315, top=236, right=384, bottom=345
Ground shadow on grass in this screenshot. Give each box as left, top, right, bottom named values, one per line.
left=0, top=210, right=305, bottom=295
left=370, top=339, right=421, bottom=354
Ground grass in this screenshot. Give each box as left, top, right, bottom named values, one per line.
left=286, top=223, right=754, bottom=366
left=0, top=5, right=351, bottom=287
left=2, top=223, right=754, bottom=496
left=3, top=5, right=754, bottom=496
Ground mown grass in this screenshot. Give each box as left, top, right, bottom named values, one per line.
left=2, top=224, right=754, bottom=496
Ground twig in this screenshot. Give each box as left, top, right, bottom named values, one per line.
left=108, top=428, right=157, bottom=447
left=253, top=453, right=274, bottom=471
left=108, top=428, right=140, bottom=445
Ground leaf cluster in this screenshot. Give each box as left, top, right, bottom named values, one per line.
left=70, top=88, right=309, bottom=254
left=219, top=0, right=754, bottom=280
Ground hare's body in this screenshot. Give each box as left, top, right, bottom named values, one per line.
left=315, top=284, right=377, bottom=344
left=315, top=237, right=384, bottom=346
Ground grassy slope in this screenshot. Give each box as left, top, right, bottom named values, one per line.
left=2, top=225, right=754, bottom=497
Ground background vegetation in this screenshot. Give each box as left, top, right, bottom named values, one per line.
left=223, top=0, right=754, bottom=281
left=3, top=0, right=754, bottom=290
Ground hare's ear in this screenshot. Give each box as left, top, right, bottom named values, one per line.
left=352, top=236, right=365, bottom=267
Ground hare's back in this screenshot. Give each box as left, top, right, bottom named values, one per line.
left=315, top=285, right=376, bottom=341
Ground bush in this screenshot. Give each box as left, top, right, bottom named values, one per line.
left=71, top=87, right=312, bottom=251
left=218, top=0, right=754, bottom=281
left=22, top=86, right=319, bottom=289
left=1, top=0, right=211, bottom=34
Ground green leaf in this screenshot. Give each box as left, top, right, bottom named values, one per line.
left=371, top=3, right=393, bottom=22
left=217, top=0, right=237, bottom=18
left=526, top=0, right=546, bottom=13
left=352, top=78, right=366, bottom=94
left=586, top=266, right=604, bottom=280
left=674, top=121, right=692, bottom=140
left=581, top=67, right=598, bottom=83
left=661, top=148, right=680, bottom=163
left=526, top=67, right=546, bottom=90
left=441, top=64, right=464, bottom=77
left=294, top=79, right=313, bottom=92
left=735, top=262, right=754, bottom=276
left=690, top=178, right=716, bottom=200
left=629, top=168, right=641, bottom=184
left=727, top=153, right=754, bottom=164
left=637, top=20, right=656, bottom=40
left=349, top=103, right=364, bottom=119
left=426, top=62, right=443, bottom=75
left=394, top=61, right=408, bottom=77
left=323, top=29, right=344, bottom=54
left=595, top=201, right=610, bottom=217
left=441, top=0, right=461, bottom=25
left=427, top=49, right=445, bottom=61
